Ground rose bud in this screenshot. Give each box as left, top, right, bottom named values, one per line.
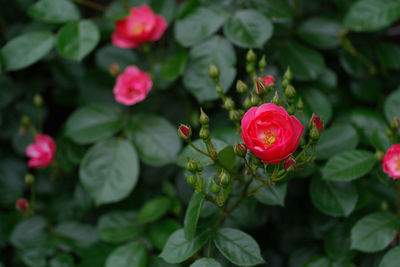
left=16, top=198, right=29, bottom=212
left=26, top=134, right=56, bottom=168
left=236, top=80, right=248, bottom=94
left=112, top=5, right=167, bottom=49
left=109, top=63, right=121, bottom=76
left=200, top=108, right=210, bottom=125
left=219, top=170, right=230, bottom=188
left=246, top=49, right=256, bottom=62
left=284, top=157, right=296, bottom=171
left=255, top=79, right=266, bottom=95
left=186, top=159, right=198, bottom=173
left=262, top=75, right=275, bottom=87
left=209, top=64, right=220, bottom=79
left=178, top=124, right=191, bottom=140
left=284, top=85, right=296, bottom=99
left=113, top=66, right=152, bottom=106
left=309, top=114, right=323, bottom=132
left=241, top=103, right=303, bottom=164
left=382, top=144, right=400, bottom=179
left=390, top=117, right=400, bottom=129
left=25, top=173, right=35, bottom=185
left=234, top=142, right=247, bottom=157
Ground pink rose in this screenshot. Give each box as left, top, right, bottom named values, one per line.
left=262, top=75, right=275, bottom=87
left=112, top=5, right=167, bottom=49
left=26, top=134, right=56, bottom=168
left=382, top=144, right=400, bottom=179
left=241, top=103, right=304, bottom=164
left=113, top=66, right=152, bottom=106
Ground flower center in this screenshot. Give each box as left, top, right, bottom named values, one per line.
left=396, top=157, right=400, bottom=171
left=263, top=130, right=277, bottom=148
left=131, top=24, right=146, bottom=35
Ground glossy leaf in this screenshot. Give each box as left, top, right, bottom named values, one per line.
left=310, top=177, right=358, bottom=217
left=57, top=20, right=100, bottom=61
left=139, top=196, right=171, bottom=223
left=322, top=150, right=375, bottom=181
left=53, top=221, right=99, bottom=248
left=298, top=17, right=342, bottom=49
left=223, top=9, right=273, bottom=48
left=97, top=211, right=145, bottom=243
left=105, top=242, right=147, bottom=267
left=190, top=258, right=222, bottom=267
left=384, top=88, right=400, bottom=122
left=379, top=246, right=400, bottom=267
left=184, top=192, right=205, bottom=241
left=214, top=228, right=265, bottom=266
left=65, top=104, right=125, bottom=145
left=1, top=31, right=54, bottom=71
left=247, top=0, right=294, bottom=19
left=28, top=0, right=80, bottom=23
left=126, top=113, right=182, bottom=166
left=351, top=212, right=400, bottom=252
left=376, top=42, right=400, bottom=70
left=79, top=139, right=139, bottom=205
left=148, top=219, right=181, bottom=251
left=160, top=229, right=210, bottom=263
left=253, top=181, right=287, bottom=206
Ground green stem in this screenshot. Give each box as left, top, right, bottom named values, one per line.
left=189, top=142, right=210, bottom=157
left=71, top=0, right=108, bottom=11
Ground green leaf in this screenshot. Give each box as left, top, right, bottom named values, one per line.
left=300, top=88, right=333, bottom=123
left=174, top=7, right=228, bottom=47
left=351, top=212, right=400, bottom=252
left=298, top=17, right=342, bottom=49
left=97, top=211, right=145, bottom=243
left=79, top=139, right=139, bottom=205
left=95, top=44, right=139, bottom=73
left=176, top=138, right=227, bottom=168
left=322, top=150, right=376, bottom=182
left=190, top=258, right=222, bottom=267
left=28, top=0, right=80, bottom=23
left=139, top=196, right=171, bottom=223
left=253, top=181, right=287, bottom=206
left=53, top=221, right=99, bottom=248
left=279, top=42, right=325, bottom=80
left=126, top=113, right=182, bottom=166
left=316, top=124, right=359, bottom=160
left=105, top=242, right=147, bottom=267
left=148, top=219, right=181, bottom=251
left=384, top=88, right=400, bottom=122
left=150, top=0, right=176, bottom=24
left=350, top=78, right=382, bottom=104
left=324, top=223, right=356, bottom=261
left=304, top=256, right=332, bottom=267
left=57, top=20, right=100, bottom=61
left=223, top=9, right=273, bottom=48
left=49, top=253, right=74, bottom=267
left=350, top=108, right=386, bottom=143
left=10, top=216, right=47, bottom=250
left=371, top=129, right=390, bottom=151
left=160, top=229, right=210, bottom=263
left=339, top=51, right=368, bottom=78
left=183, top=35, right=236, bottom=102
left=1, top=31, right=54, bottom=71
left=379, top=246, right=400, bottom=267
left=310, top=177, right=358, bottom=217
left=344, top=0, right=400, bottom=32
left=184, top=192, right=205, bottom=241
left=247, top=0, right=294, bottom=19
left=214, top=228, right=265, bottom=266
left=376, top=42, right=400, bottom=70
left=217, top=146, right=236, bottom=170
left=65, top=104, right=125, bottom=145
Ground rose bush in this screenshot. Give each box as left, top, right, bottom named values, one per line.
left=1, top=0, right=400, bottom=266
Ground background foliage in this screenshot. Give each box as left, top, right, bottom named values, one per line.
left=1, top=0, right=400, bottom=266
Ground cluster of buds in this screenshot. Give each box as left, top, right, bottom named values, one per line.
left=386, top=116, right=400, bottom=142
left=185, top=159, right=204, bottom=192
left=309, top=114, right=323, bottom=142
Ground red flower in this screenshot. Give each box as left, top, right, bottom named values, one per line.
left=382, top=144, right=400, bottom=179
left=112, top=5, right=167, bottom=49
left=284, top=157, right=296, bottom=171
left=26, top=134, right=56, bottom=168
left=309, top=115, right=323, bottom=131
left=113, top=66, right=152, bottom=106
left=16, top=198, right=29, bottom=212
left=262, top=75, right=275, bottom=86
left=241, top=103, right=303, bottom=164
left=178, top=124, right=191, bottom=140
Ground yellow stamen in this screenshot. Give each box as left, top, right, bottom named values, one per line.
left=132, top=24, right=146, bottom=35
left=263, top=130, right=277, bottom=148
left=396, top=157, right=400, bottom=171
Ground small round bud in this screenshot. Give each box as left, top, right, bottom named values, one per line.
left=284, top=157, right=296, bottom=171
left=284, top=67, right=292, bottom=81
left=386, top=127, right=393, bottom=138
left=216, top=85, right=224, bottom=94
left=109, top=63, right=121, bottom=76
left=309, top=115, right=323, bottom=132
left=284, top=85, right=296, bottom=99
left=375, top=150, right=384, bottom=161
left=33, top=94, right=43, bottom=107
left=25, top=173, right=35, bottom=185
left=211, top=180, right=220, bottom=194
left=259, top=55, right=266, bottom=71
left=209, top=64, right=220, bottom=79
left=178, top=124, right=191, bottom=140
left=199, top=108, right=210, bottom=125
left=251, top=94, right=261, bottom=106
left=186, top=174, right=196, bottom=185
left=236, top=80, right=248, bottom=94
left=255, top=79, right=266, bottom=95
left=229, top=110, right=241, bottom=121
left=199, top=126, right=210, bottom=139
left=186, top=160, right=198, bottom=173
left=287, top=104, right=295, bottom=115
left=281, top=79, right=289, bottom=89
left=246, top=64, right=255, bottom=74
left=223, top=98, right=235, bottom=110
left=234, top=142, right=247, bottom=157
left=16, top=198, right=29, bottom=212
left=243, top=97, right=252, bottom=109
left=246, top=49, right=256, bottom=62
left=219, top=170, right=230, bottom=188
left=271, top=91, right=279, bottom=105
left=310, top=127, right=320, bottom=141
left=296, top=97, right=304, bottom=111
left=390, top=117, right=400, bottom=129
left=21, top=115, right=30, bottom=127
left=196, top=162, right=203, bottom=172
